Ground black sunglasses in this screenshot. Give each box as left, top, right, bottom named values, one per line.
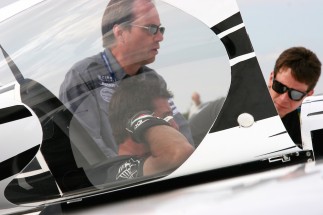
left=272, top=79, right=307, bottom=101
left=131, top=24, right=165, bottom=35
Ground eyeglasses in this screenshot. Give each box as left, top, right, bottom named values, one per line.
left=130, top=24, right=165, bottom=35
left=272, top=79, right=307, bottom=101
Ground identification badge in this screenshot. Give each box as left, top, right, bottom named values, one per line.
left=98, top=75, right=115, bottom=84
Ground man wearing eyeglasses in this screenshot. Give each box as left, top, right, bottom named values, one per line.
left=268, top=47, right=321, bottom=145
left=59, top=0, right=194, bottom=159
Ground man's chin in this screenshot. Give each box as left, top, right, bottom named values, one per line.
left=274, top=103, right=288, bottom=117
left=278, top=108, right=290, bottom=118
left=143, top=57, right=156, bottom=65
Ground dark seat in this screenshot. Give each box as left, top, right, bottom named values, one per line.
left=20, top=78, right=107, bottom=192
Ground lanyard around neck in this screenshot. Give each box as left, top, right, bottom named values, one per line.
left=101, top=50, right=117, bottom=82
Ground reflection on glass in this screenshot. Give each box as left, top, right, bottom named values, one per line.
left=0, top=0, right=230, bottom=199
left=108, top=73, right=194, bottom=178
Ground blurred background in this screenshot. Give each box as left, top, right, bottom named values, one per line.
left=236, top=0, right=323, bottom=95
left=1, top=0, right=321, bottom=111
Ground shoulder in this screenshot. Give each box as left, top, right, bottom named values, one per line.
left=282, top=109, right=300, bottom=124
left=60, top=53, right=105, bottom=90
left=141, top=66, right=166, bottom=84
left=59, top=53, right=105, bottom=97
left=281, top=109, right=302, bottom=144
left=67, top=53, right=104, bottom=77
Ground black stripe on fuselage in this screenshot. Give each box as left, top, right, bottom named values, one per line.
left=0, top=145, right=40, bottom=181
left=211, top=12, right=243, bottom=34
left=0, top=105, right=32, bottom=125
left=269, top=131, right=287, bottom=138
left=256, top=146, right=297, bottom=157
left=302, top=98, right=323, bottom=105
left=308, top=111, right=323, bottom=117
left=211, top=12, right=253, bottom=59
left=209, top=12, right=277, bottom=132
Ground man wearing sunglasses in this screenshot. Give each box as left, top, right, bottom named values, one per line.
left=268, top=47, right=321, bottom=145
left=59, top=0, right=194, bottom=159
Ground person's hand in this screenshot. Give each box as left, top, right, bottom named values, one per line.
left=126, top=111, right=169, bottom=143
left=143, top=125, right=194, bottom=175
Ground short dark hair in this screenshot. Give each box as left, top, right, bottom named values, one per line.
left=101, top=0, right=154, bottom=47
left=109, top=73, right=173, bottom=144
left=273, top=47, right=321, bottom=91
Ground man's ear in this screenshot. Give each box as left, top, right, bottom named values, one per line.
left=113, top=24, right=125, bottom=43
left=307, top=89, right=314, bottom=97
left=268, top=71, right=274, bottom=88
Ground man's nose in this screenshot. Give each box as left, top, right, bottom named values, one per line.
left=279, top=91, right=291, bottom=101
left=154, top=31, right=163, bottom=42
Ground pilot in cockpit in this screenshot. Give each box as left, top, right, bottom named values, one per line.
left=59, top=0, right=194, bottom=159
left=107, top=74, right=194, bottom=180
